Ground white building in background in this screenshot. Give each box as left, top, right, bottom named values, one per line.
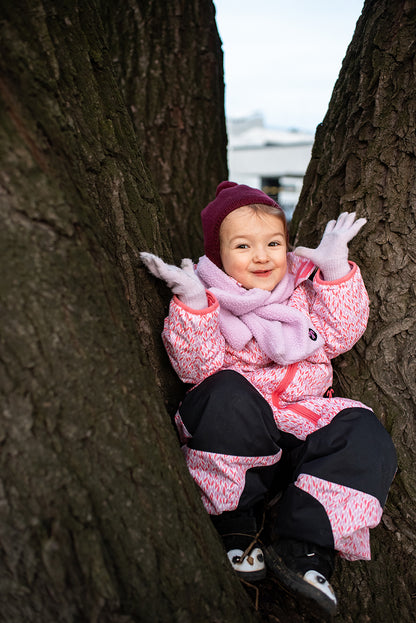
left=227, top=114, right=314, bottom=221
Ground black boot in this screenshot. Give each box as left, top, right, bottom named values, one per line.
left=212, top=512, right=266, bottom=581
left=265, top=538, right=337, bottom=617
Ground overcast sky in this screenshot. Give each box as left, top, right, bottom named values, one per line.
left=213, top=0, right=364, bottom=133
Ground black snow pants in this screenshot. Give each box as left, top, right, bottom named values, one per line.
left=178, top=370, right=397, bottom=558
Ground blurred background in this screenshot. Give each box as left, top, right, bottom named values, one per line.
left=214, top=0, right=364, bottom=218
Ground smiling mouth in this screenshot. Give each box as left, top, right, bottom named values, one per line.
left=253, top=270, right=272, bottom=276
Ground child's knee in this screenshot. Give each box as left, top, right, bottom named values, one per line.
left=179, top=370, right=281, bottom=456
left=343, top=408, right=397, bottom=471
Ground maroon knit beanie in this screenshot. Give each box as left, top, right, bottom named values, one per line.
left=201, top=181, right=282, bottom=268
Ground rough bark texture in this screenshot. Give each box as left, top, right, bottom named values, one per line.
left=291, top=0, right=416, bottom=620
left=3, top=0, right=414, bottom=621
left=0, top=1, right=257, bottom=622
left=101, top=0, right=228, bottom=262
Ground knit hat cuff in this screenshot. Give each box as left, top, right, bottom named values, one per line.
left=201, top=181, right=281, bottom=267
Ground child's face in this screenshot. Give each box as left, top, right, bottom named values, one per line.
left=219, top=206, right=287, bottom=291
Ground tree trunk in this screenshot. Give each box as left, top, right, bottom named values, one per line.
left=291, top=1, right=416, bottom=620
left=101, top=0, right=228, bottom=262
left=0, top=1, right=256, bottom=621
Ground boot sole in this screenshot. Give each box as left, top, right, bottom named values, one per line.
left=234, top=567, right=267, bottom=582
left=265, top=544, right=337, bottom=618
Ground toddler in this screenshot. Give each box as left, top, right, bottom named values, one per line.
left=140, top=181, right=396, bottom=618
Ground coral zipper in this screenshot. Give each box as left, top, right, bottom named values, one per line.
left=271, top=362, right=320, bottom=424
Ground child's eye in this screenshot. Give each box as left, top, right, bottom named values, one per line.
left=269, top=241, right=281, bottom=247
left=236, top=243, right=249, bottom=249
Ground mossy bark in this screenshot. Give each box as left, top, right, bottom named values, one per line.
left=291, top=1, right=416, bottom=620
left=100, top=0, right=228, bottom=262
left=0, top=1, right=257, bottom=621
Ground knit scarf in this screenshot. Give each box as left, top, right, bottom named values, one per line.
left=196, top=254, right=324, bottom=365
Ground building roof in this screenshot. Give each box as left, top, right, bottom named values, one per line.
left=227, top=115, right=314, bottom=149
left=227, top=116, right=314, bottom=178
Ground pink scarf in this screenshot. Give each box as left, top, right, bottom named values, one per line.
left=196, top=253, right=324, bottom=365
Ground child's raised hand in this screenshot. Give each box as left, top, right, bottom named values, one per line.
left=140, top=252, right=208, bottom=309
left=294, top=212, right=367, bottom=281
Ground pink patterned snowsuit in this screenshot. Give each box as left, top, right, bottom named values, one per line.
left=162, top=254, right=396, bottom=561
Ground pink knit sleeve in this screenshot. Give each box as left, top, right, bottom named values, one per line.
left=162, top=292, right=226, bottom=383
left=309, top=263, right=370, bottom=359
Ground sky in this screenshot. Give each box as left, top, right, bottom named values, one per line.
left=213, top=0, right=364, bottom=133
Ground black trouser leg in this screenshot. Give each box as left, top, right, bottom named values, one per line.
left=274, top=408, right=397, bottom=552
left=179, top=370, right=282, bottom=530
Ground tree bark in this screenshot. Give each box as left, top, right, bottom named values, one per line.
left=4, top=0, right=414, bottom=620
left=0, top=1, right=256, bottom=622
left=101, top=0, right=228, bottom=262
left=291, top=1, right=416, bottom=620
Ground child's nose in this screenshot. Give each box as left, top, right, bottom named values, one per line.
left=253, top=247, right=269, bottom=262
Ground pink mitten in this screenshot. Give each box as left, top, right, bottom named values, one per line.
left=140, top=252, right=208, bottom=309
left=294, top=212, right=366, bottom=281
